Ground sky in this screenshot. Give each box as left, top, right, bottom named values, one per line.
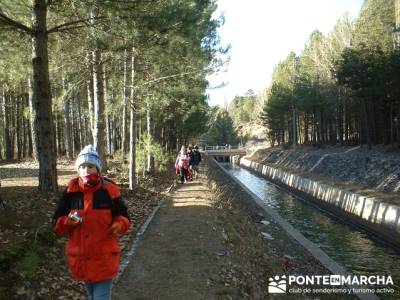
left=206, top=0, right=364, bottom=107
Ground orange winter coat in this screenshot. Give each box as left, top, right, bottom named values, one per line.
left=53, top=177, right=130, bottom=282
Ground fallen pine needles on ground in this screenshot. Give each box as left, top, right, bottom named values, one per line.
left=0, top=160, right=174, bottom=299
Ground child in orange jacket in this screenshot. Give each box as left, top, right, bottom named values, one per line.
left=53, top=145, right=130, bottom=300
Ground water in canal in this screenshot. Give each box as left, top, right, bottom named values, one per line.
left=222, top=163, right=400, bottom=298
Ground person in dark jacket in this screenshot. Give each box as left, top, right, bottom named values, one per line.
left=53, top=145, right=130, bottom=300
left=191, top=145, right=202, bottom=179
left=187, top=145, right=194, bottom=181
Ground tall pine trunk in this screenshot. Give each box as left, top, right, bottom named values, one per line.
left=122, top=48, right=129, bottom=158
left=338, top=89, right=344, bottom=145
left=361, top=99, right=371, bottom=149
left=104, top=66, right=112, bottom=155
left=28, top=78, right=38, bottom=160
left=76, top=94, right=84, bottom=149
left=86, top=52, right=94, bottom=144
left=2, top=90, right=12, bottom=159
left=146, top=101, right=155, bottom=173
left=22, top=97, right=28, bottom=158
left=304, top=113, right=309, bottom=144
left=71, top=98, right=79, bottom=156
left=54, top=113, right=60, bottom=157
left=62, top=76, right=73, bottom=160
left=0, top=90, right=3, bottom=159
left=10, top=92, right=16, bottom=157
left=397, top=101, right=400, bottom=148
left=109, top=91, right=115, bottom=155
left=16, top=94, right=22, bottom=159
left=92, top=48, right=107, bottom=171
left=31, top=0, right=57, bottom=191
left=129, top=49, right=136, bottom=190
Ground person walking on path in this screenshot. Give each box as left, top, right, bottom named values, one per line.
left=187, top=145, right=195, bottom=181
left=191, top=145, right=202, bottom=179
left=53, top=145, right=131, bottom=300
left=175, top=145, right=191, bottom=183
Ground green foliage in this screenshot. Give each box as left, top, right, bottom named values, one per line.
left=200, top=108, right=239, bottom=145
left=136, top=133, right=170, bottom=173
left=260, top=0, right=400, bottom=147
left=135, top=142, right=147, bottom=175
left=386, top=49, right=400, bottom=100
left=180, top=104, right=209, bottom=140
left=228, top=90, right=257, bottom=126
left=150, top=142, right=170, bottom=172
left=0, top=0, right=224, bottom=165
left=0, top=227, right=56, bottom=279
left=335, top=47, right=386, bottom=96
left=353, top=0, right=395, bottom=54
left=260, top=82, right=291, bottom=145
left=15, top=249, right=40, bottom=278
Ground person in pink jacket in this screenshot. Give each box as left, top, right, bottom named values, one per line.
left=175, top=146, right=191, bottom=183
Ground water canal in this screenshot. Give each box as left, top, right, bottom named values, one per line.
left=221, top=162, right=400, bottom=298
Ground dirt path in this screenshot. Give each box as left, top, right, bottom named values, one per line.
left=114, top=179, right=227, bottom=300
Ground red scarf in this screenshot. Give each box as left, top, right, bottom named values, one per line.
left=80, top=173, right=101, bottom=187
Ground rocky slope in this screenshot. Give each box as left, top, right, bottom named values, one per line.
left=247, top=145, right=400, bottom=196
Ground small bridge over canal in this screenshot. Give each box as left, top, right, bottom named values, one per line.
left=201, top=145, right=247, bottom=156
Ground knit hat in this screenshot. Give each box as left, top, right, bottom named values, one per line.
left=75, top=145, right=102, bottom=172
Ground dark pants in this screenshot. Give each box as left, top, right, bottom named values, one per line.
left=179, top=167, right=190, bottom=183
left=191, top=164, right=199, bottom=179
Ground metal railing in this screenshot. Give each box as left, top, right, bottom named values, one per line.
left=204, top=145, right=244, bottom=151
left=201, top=145, right=247, bottom=157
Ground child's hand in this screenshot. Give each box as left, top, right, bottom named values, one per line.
left=109, top=221, right=124, bottom=236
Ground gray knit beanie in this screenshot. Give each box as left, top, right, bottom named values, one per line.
left=75, top=145, right=102, bottom=171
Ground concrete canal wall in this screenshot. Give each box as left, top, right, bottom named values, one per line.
left=238, top=157, right=400, bottom=248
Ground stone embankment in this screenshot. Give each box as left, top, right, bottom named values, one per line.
left=239, top=146, right=400, bottom=248
left=248, top=145, right=400, bottom=194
